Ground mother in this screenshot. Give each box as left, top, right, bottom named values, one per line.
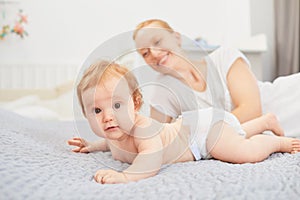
left=133, top=19, right=300, bottom=137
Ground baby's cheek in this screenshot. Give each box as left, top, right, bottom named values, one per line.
left=116, top=110, right=135, bottom=132
left=89, top=119, right=105, bottom=137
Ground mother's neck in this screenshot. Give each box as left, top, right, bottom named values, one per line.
left=173, top=59, right=207, bottom=92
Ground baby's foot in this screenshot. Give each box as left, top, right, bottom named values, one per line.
left=265, top=113, right=284, bottom=136
left=279, top=137, right=300, bottom=153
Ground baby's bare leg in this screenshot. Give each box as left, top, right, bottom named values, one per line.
left=241, top=113, right=284, bottom=138
left=206, top=122, right=300, bottom=164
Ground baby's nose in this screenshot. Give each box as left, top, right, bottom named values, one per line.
left=103, top=109, right=114, bottom=122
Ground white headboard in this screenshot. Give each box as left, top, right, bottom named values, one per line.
left=0, top=63, right=79, bottom=89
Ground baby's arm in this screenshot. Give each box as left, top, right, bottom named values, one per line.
left=67, top=137, right=109, bottom=153
left=94, top=135, right=163, bottom=184
left=123, top=136, right=164, bottom=181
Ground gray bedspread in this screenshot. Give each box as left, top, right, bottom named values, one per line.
left=0, top=109, right=300, bottom=200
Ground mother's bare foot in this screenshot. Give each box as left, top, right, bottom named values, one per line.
left=265, top=113, right=284, bottom=136
left=279, top=137, right=300, bottom=153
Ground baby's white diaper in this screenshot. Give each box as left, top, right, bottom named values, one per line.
left=182, top=107, right=246, bottom=160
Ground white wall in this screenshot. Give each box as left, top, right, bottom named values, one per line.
left=0, top=0, right=251, bottom=66
left=250, top=0, right=276, bottom=81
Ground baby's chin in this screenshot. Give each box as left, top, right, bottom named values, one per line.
left=108, top=134, right=130, bottom=142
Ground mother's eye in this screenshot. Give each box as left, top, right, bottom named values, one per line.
left=154, top=39, right=161, bottom=46
left=142, top=51, right=149, bottom=58
left=94, top=108, right=102, bottom=114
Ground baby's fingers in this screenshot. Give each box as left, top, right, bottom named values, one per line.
left=68, top=138, right=85, bottom=147
left=79, top=147, right=90, bottom=153
left=67, top=140, right=81, bottom=147
left=71, top=146, right=89, bottom=153
left=72, top=147, right=82, bottom=152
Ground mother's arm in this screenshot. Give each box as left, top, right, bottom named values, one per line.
left=227, top=58, right=262, bottom=123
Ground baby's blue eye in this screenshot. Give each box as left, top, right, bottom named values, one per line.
left=94, top=108, right=102, bottom=114
left=114, top=103, right=121, bottom=109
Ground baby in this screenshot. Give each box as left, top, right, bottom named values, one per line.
left=68, top=60, right=300, bottom=184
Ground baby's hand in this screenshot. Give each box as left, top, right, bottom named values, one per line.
left=94, top=169, right=128, bottom=184
left=67, top=137, right=91, bottom=153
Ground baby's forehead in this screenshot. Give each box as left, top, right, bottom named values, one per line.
left=83, top=82, right=130, bottom=104
left=93, top=76, right=131, bottom=98
left=100, top=76, right=129, bottom=90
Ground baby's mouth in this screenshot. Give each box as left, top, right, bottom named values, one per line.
left=105, top=126, right=119, bottom=131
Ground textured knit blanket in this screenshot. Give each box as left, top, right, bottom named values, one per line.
left=0, top=109, right=299, bottom=200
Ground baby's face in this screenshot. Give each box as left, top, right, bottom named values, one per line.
left=82, top=76, right=136, bottom=141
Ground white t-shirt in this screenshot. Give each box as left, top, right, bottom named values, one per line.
left=149, top=46, right=300, bottom=137
left=149, top=46, right=250, bottom=118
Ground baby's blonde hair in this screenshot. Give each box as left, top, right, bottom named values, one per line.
left=77, top=60, right=143, bottom=116
left=133, top=19, right=174, bottom=40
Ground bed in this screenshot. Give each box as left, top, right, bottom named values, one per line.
left=1, top=108, right=300, bottom=199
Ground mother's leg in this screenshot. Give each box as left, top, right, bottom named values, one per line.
left=206, top=122, right=300, bottom=164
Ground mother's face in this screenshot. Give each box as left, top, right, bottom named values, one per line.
left=134, top=24, right=184, bottom=74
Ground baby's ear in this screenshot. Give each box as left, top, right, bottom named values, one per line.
left=134, top=96, right=142, bottom=111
